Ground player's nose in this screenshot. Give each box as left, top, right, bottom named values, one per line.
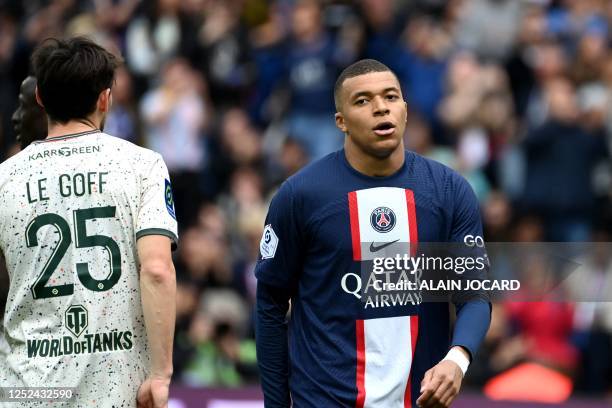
left=372, top=96, right=390, bottom=116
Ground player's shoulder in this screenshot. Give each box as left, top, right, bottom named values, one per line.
left=268, top=151, right=341, bottom=210
left=283, top=151, right=341, bottom=192
left=409, top=150, right=453, bottom=179
left=407, top=151, right=474, bottom=201
left=0, top=147, right=31, bottom=182
left=97, top=133, right=163, bottom=166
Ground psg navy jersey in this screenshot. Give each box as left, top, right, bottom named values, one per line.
left=255, top=149, right=486, bottom=407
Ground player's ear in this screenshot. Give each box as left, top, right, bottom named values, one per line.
left=335, top=112, right=347, bottom=134
left=98, top=88, right=112, bottom=112
left=34, top=86, right=44, bottom=108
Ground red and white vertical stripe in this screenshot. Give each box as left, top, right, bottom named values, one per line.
left=355, top=316, right=419, bottom=408
left=348, top=187, right=418, bottom=261
left=348, top=187, right=420, bottom=408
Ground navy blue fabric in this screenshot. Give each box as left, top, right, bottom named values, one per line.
left=255, top=150, right=491, bottom=407
left=256, top=282, right=292, bottom=407
left=452, top=301, right=492, bottom=360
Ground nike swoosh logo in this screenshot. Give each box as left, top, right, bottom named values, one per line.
left=369, top=239, right=400, bottom=253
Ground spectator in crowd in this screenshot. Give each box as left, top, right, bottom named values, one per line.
left=522, top=76, right=607, bottom=241
left=547, top=0, right=608, bottom=52
left=125, top=0, right=187, bottom=94
left=564, top=233, right=612, bottom=394
left=505, top=4, right=548, bottom=117
left=103, top=66, right=141, bottom=143
left=189, top=1, right=254, bottom=107
left=140, top=58, right=208, bottom=226
left=206, top=108, right=263, bottom=198
left=182, top=289, right=256, bottom=387
left=454, top=0, right=524, bottom=62
left=572, top=30, right=607, bottom=85
left=178, top=222, right=232, bottom=289
left=280, top=0, right=352, bottom=159
left=523, top=39, right=570, bottom=129
left=358, top=0, right=405, bottom=63
left=392, top=14, right=450, bottom=133
left=506, top=254, right=578, bottom=373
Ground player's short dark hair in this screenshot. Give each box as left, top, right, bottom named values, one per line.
left=31, top=37, right=121, bottom=123
left=334, top=59, right=396, bottom=111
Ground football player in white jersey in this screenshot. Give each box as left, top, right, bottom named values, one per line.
left=0, top=37, right=177, bottom=408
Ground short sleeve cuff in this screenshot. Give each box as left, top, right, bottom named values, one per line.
left=136, top=228, right=178, bottom=251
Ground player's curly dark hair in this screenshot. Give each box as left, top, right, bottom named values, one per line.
left=31, top=37, right=121, bottom=123
left=333, top=59, right=397, bottom=111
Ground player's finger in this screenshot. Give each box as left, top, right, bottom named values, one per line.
left=416, top=391, right=431, bottom=407
left=416, top=384, right=437, bottom=406
left=418, top=369, right=434, bottom=406
left=152, top=396, right=168, bottom=408
left=428, top=379, right=452, bottom=407
left=136, top=395, right=150, bottom=408
left=137, top=386, right=151, bottom=408
left=418, top=374, right=446, bottom=407
left=439, top=382, right=460, bottom=407
left=140, top=397, right=152, bottom=408
left=421, top=368, right=434, bottom=390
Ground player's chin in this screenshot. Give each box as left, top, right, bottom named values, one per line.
left=368, top=140, right=401, bottom=159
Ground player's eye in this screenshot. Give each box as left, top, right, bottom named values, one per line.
left=355, top=98, right=368, bottom=106
left=386, top=94, right=399, bottom=101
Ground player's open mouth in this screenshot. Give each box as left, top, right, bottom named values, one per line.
left=373, top=122, right=395, bottom=136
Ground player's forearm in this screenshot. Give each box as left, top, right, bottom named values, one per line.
left=451, top=300, right=491, bottom=360
left=140, top=261, right=176, bottom=378
left=256, top=282, right=291, bottom=407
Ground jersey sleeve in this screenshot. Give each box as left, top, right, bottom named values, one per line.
left=447, top=172, right=490, bottom=288
left=447, top=172, right=491, bottom=358
left=448, top=173, right=484, bottom=244
left=135, top=154, right=179, bottom=249
left=254, top=181, right=303, bottom=290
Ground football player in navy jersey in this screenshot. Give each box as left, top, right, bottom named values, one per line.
left=255, top=59, right=491, bottom=408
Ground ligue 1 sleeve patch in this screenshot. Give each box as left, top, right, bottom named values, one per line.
left=164, top=179, right=176, bottom=220
left=260, top=224, right=279, bottom=259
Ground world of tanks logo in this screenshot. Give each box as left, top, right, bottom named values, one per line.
left=65, top=305, right=88, bottom=337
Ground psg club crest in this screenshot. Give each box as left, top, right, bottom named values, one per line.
left=370, top=207, right=396, bottom=233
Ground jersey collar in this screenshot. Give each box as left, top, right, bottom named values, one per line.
left=33, top=129, right=100, bottom=144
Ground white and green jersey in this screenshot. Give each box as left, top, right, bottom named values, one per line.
left=0, top=131, right=178, bottom=407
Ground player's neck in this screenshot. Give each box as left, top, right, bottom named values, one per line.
left=47, top=116, right=101, bottom=139
left=344, top=143, right=405, bottom=178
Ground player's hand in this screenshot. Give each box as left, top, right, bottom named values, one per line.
left=416, top=360, right=463, bottom=407
left=137, top=375, right=171, bottom=408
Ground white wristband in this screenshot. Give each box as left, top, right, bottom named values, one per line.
left=442, top=348, right=470, bottom=375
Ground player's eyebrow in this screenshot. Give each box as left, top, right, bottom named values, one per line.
left=351, top=87, right=400, bottom=100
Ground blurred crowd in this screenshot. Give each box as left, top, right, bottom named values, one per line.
left=1, top=0, right=612, bottom=400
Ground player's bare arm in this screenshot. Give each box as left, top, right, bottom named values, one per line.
left=137, top=235, right=176, bottom=408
